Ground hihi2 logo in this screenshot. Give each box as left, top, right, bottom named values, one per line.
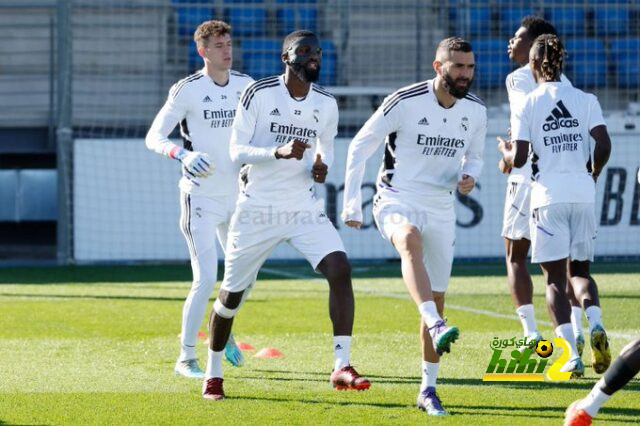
left=482, top=337, right=573, bottom=382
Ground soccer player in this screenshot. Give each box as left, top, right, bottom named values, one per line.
left=500, top=16, right=588, bottom=357
left=564, top=338, right=640, bottom=425
left=145, top=20, right=253, bottom=378
left=201, top=30, right=370, bottom=401
left=342, top=37, right=486, bottom=416
left=499, top=34, right=612, bottom=378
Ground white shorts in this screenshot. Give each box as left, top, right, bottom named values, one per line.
left=501, top=181, right=531, bottom=240
left=180, top=191, right=237, bottom=261
left=373, top=189, right=456, bottom=292
left=220, top=196, right=345, bottom=293
left=530, top=203, right=596, bottom=263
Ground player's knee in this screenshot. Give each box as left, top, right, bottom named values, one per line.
left=213, top=289, right=245, bottom=319
left=191, top=271, right=216, bottom=294
left=320, top=252, right=352, bottom=283
left=393, top=226, right=422, bottom=255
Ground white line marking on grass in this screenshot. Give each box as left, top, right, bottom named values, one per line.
left=259, top=267, right=637, bottom=341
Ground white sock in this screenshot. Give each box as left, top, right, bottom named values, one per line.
left=179, top=343, right=197, bottom=362
left=516, top=304, right=537, bottom=337
left=205, top=348, right=224, bottom=380
left=585, top=306, right=604, bottom=333
left=419, top=301, right=442, bottom=329
left=420, top=361, right=439, bottom=392
left=577, top=378, right=611, bottom=417
left=333, top=336, right=351, bottom=371
left=571, top=306, right=584, bottom=338
left=555, top=323, right=580, bottom=360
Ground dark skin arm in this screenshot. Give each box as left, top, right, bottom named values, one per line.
left=312, top=154, right=328, bottom=183
left=498, top=138, right=529, bottom=169
left=275, top=139, right=311, bottom=160
left=590, top=125, right=612, bottom=182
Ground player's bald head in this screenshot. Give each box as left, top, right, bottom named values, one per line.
left=435, top=37, right=473, bottom=62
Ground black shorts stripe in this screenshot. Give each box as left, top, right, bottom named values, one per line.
left=241, top=76, right=280, bottom=109
left=181, top=193, right=197, bottom=258
left=170, top=73, right=204, bottom=99
left=383, top=86, right=430, bottom=116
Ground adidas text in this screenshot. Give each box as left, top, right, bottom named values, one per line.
left=543, top=118, right=579, bottom=131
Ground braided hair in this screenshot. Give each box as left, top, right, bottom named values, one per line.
left=531, top=34, right=566, bottom=82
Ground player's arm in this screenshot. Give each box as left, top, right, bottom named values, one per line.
left=588, top=96, right=611, bottom=181
left=229, top=88, right=277, bottom=163
left=311, top=101, right=339, bottom=183
left=341, top=103, right=394, bottom=228
left=145, top=86, right=212, bottom=177
left=459, top=107, right=487, bottom=194
left=500, top=72, right=532, bottom=174
left=500, top=95, right=532, bottom=169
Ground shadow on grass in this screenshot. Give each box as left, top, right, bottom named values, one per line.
left=478, top=378, right=640, bottom=392
left=229, top=393, right=409, bottom=409
left=448, top=404, right=640, bottom=422
left=0, top=292, right=270, bottom=304
left=246, top=369, right=640, bottom=393
left=0, top=261, right=637, bottom=285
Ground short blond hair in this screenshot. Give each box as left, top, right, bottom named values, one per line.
left=194, top=20, right=231, bottom=47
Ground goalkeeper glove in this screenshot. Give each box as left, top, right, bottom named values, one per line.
left=171, top=147, right=214, bottom=178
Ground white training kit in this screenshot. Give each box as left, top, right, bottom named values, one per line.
left=220, top=75, right=345, bottom=293
left=502, top=66, right=571, bottom=240
left=512, top=81, right=606, bottom=262
left=342, top=79, right=487, bottom=291
left=145, top=69, right=254, bottom=357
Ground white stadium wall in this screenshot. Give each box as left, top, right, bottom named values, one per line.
left=73, top=118, right=640, bottom=262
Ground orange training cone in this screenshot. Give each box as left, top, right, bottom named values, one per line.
left=237, top=342, right=255, bottom=351
left=254, top=348, right=284, bottom=358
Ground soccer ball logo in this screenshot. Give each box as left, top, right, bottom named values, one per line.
left=536, top=340, right=553, bottom=358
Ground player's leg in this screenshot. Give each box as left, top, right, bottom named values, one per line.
left=417, top=291, right=448, bottom=416
left=420, top=208, right=459, bottom=357
left=288, top=205, right=369, bottom=391
left=532, top=204, right=583, bottom=377
left=502, top=182, right=541, bottom=345
left=566, top=272, right=585, bottom=357
left=565, top=338, right=640, bottom=425
left=216, top=216, right=246, bottom=368
left=203, top=206, right=282, bottom=400
left=416, top=215, right=456, bottom=416
left=539, top=258, right=583, bottom=378
left=568, top=202, right=610, bottom=374
left=176, top=193, right=220, bottom=378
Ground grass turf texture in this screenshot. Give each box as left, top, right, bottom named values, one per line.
left=0, top=262, right=639, bottom=425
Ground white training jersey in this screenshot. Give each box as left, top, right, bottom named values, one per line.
left=145, top=68, right=254, bottom=197
left=230, top=75, right=338, bottom=206
left=506, top=65, right=571, bottom=183
left=342, top=79, right=487, bottom=223
left=512, top=81, right=605, bottom=209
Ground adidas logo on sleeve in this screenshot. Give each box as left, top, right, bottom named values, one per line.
left=542, top=100, right=579, bottom=131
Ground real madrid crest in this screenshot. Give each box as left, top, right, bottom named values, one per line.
left=461, top=116, right=469, bottom=132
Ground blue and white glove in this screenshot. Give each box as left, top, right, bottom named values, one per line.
left=172, top=147, right=214, bottom=178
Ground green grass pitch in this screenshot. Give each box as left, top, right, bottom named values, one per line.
left=0, top=262, right=638, bottom=425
